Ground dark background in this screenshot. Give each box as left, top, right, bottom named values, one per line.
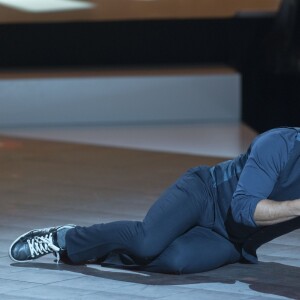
left=0, top=0, right=299, bottom=132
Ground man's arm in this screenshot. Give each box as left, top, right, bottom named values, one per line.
left=254, top=199, right=300, bottom=226
left=231, top=129, right=299, bottom=227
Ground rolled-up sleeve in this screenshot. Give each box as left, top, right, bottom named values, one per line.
left=231, top=131, right=290, bottom=227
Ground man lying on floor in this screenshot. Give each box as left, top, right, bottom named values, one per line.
left=9, top=127, right=300, bottom=274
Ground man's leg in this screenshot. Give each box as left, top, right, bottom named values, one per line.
left=65, top=167, right=215, bottom=264
left=9, top=167, right=215, bottom=264
left=142, top=226, right=241, bottom=274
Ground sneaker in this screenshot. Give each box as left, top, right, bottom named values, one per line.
left=9, top=224, right=76, bottom=263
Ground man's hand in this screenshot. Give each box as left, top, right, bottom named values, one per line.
left=254, top=199, right=300, bottom=226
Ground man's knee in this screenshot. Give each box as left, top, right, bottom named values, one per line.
left=133, top=236, right=169, bottom=259
left=155, top=247, right=188, bottom=274
left=163, top=258, right=186, bottom=274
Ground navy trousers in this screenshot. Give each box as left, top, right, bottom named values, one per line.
left=65, top=167, right=241, bottom=274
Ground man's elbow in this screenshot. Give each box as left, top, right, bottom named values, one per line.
left=231, top=198, right=258, bottom=228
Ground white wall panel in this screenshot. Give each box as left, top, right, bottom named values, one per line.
left=0, top=71, right=240, bottom=127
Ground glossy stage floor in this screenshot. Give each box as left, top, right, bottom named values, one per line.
left=0, top=134, right=299, bottom=300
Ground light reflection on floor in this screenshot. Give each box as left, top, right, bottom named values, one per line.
left=0, top=122, right=257, bottom=158
left=0, top=0, right=94, bottom=13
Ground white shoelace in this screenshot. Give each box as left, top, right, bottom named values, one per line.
left=27, top=233, right=61, bottom=262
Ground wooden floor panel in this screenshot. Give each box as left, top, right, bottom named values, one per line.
left=0, top=135, right=299, bottom=300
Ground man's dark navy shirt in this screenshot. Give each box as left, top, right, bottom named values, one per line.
left=209, top=127, right=300, bottom=262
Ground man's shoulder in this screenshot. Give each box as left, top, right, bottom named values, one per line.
left=247, top=127, right=298, bottom=168
left=252, top=127, right=297, bottom=149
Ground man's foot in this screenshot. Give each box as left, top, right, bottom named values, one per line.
left=9, top=224, right=76, bottom=263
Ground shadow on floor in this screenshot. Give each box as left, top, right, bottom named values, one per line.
left=11, top=261, right=300, bottom=299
